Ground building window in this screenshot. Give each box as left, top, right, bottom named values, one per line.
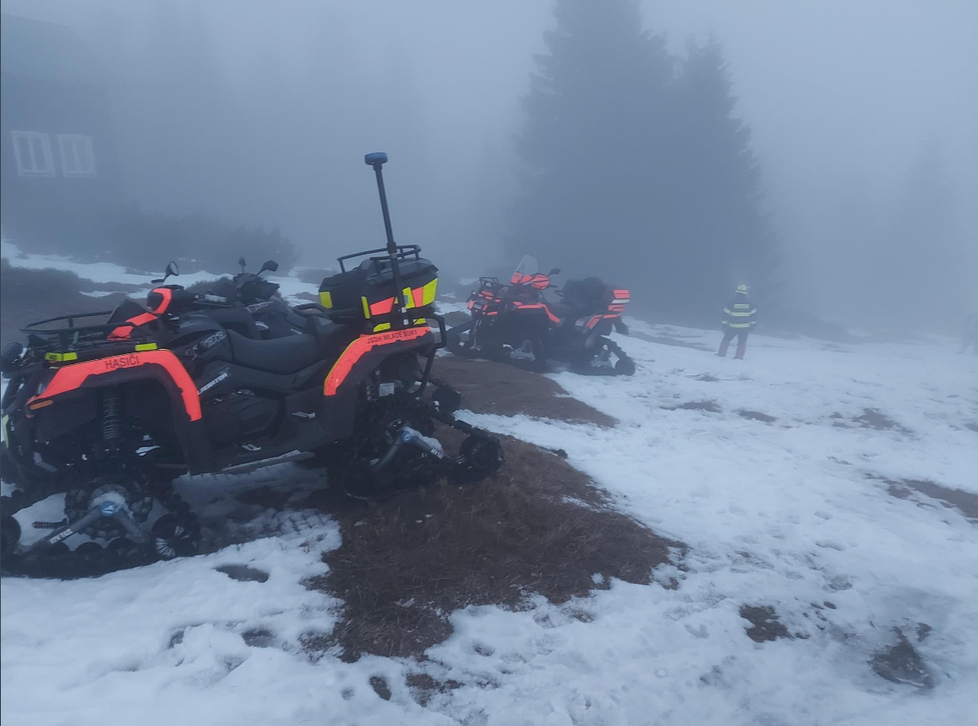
left=10, top=131, right=55, bottom=177
left=57, top=134, right=97, bottom=178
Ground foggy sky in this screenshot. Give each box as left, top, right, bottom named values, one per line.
left=3, top=0, right=976, bottom=324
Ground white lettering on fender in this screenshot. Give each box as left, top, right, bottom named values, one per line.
left=197, top=371, right=229, bottom=395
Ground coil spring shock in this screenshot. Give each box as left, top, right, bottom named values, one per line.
left=101, top=389, right=123, bottom=443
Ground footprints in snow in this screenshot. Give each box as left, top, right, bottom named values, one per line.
left=164, top=564, right=281, bottom=662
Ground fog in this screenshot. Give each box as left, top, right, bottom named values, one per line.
left=2, top=0, right=975, bottom=330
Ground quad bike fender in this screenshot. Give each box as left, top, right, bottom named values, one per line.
left=27, top=350, right=201, bottom=421
left=581, top=315, right=617, bottom=335
left=22, top=350, right=211, bottom=470
left=320, top=327, right=434, bottom=440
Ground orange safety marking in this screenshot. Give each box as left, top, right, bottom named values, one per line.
left=324, top=326, right=432, bottom=396
left=26, top=350, right=201, bottom=421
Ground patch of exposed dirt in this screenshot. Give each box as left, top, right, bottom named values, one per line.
left=215, top=564, right=270, bottom=583
left=667, top=399, right=722, bottom=413
left=883, top=478, right=978, bottom=522
left=870, top=628, right=934, bottom=689
left=739, top=605, right=791, bottom=643
left=433, top=356, right=616, bottom=427
left=300, top=435, right=678, bottom=661
left=737, top=410, right=777, bottom=423
left=853, top=408, right=912, bottom=434
left=406, top=673, right=462, bottom=707
left=241, top=627, right=276, bottom=647
left=369, top=676, right=392, bottom=701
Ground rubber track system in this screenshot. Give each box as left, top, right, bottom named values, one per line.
left=1, top=484, right=202, bottom=580
left=332, top=394, right=503, bottom=499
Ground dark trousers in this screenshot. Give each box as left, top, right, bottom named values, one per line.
left=718, top=328, right=749, bottom=359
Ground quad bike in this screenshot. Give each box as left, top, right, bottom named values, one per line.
left=0, top=153, right=503, bottom=578
left=105, top=255, right=308, bottom=342
left=450, top=255, right=635, bottom=376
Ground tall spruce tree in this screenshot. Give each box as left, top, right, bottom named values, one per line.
left=669, top=37, right=778, bottom=318
left=508, top=0, right=673, bottom=285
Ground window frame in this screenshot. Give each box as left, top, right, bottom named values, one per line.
left=10, top=131, right=56, bottom=177
left=57, top=134, right=98, bottom=178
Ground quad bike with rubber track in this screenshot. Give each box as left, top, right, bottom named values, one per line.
left=0, top=153, right=503, bottom=578
left=450, top=255, right=635, bottom=376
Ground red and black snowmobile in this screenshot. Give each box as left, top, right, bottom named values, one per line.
left=0, top=153, right=503, bottom=578
left=450, top=256, right=635, bottom=375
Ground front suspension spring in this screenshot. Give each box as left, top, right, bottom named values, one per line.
left=101, top=390, right=123, bottom=443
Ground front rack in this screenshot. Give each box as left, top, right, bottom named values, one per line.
left=337, top=244, right=422, bottom=273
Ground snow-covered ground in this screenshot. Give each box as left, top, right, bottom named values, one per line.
left=2, top=249, right=977, bottom=724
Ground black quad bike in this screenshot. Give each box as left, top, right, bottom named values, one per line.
left=450, top=255, right=636, bottom=376
left=0, top=153, right=503, bottom=577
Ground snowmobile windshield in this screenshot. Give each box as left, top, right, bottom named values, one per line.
left=510, top=255, right=551, bottom=289
left=512, top=255, right=539, bottom=279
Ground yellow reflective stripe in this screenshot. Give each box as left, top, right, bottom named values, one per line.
left=402, top=287, right=415, bottom=310
left=422, top=279, right=438, bottom=306
left=320, top=290, right=333, bottom=309
left=733, top=303, right=751, bottom=309
left=134, top=343, right=158, bottom=352
left=728, top=322, right=753, bottom=328
left=729, top=311, right=753, bottom=317
left=413, top=318, right=426, bottom=326
left=361, top=296, right=371, bottom=319
left=723, top=308, right=733, bottom=315
left=373, top=322, right=391, bottom=332
left=44, top=352, right=79, bottom=362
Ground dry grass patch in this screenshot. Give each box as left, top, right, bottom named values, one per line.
left=738, top=409, right=777, bottom=423
left=300, top=434, right=677, bottom=661
left=433, top=356, right=616, bottom=427
left=739, top=604, right=791, bottom=643
left=883, top=477, right=978, bottom=522
left=667, top=399, right=722, bottom=413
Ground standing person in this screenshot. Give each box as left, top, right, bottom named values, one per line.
left=717, top=285, right=757, bottom=359
left=960, top=311, right=978, bottom=355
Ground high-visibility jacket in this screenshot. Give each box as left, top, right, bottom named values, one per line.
left=722, top=296, right=757, bottom=329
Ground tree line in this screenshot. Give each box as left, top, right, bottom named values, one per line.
left=509, top=0, right=778, bottom=322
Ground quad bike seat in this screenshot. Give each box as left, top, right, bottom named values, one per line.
left=560, top=278, right=606, bottom=312
left=226, top=329, right=324, bottom=374
left=302, top=314, right=358, bottom=356
left=205, top=307, right=262, bottom=339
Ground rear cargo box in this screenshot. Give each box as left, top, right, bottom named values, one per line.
left=319, top=253, right=438, bottom=331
